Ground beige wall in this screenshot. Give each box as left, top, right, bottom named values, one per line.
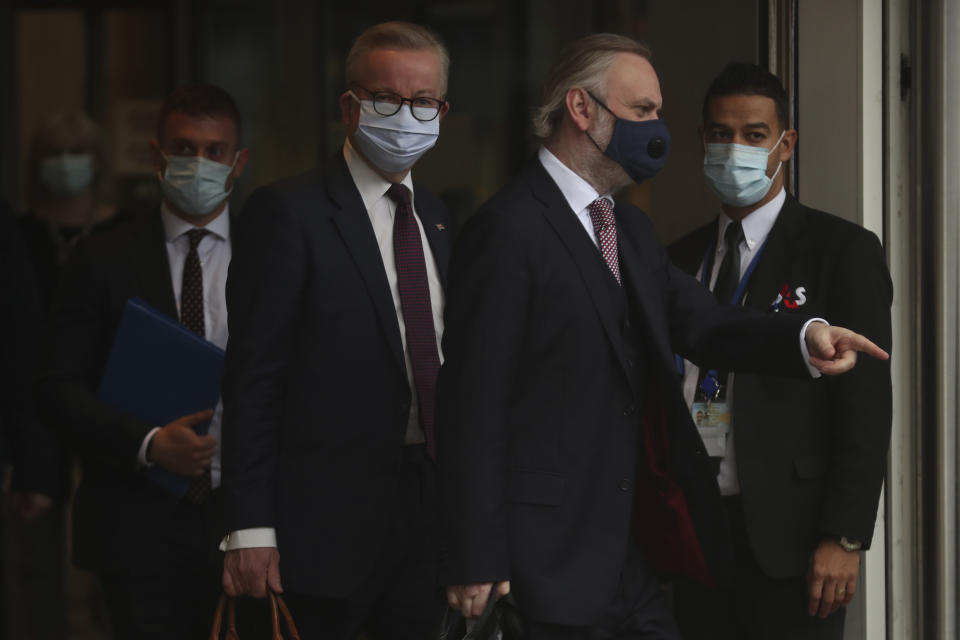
left=643, top=0, right=761, bottom=245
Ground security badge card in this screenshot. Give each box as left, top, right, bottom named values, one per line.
left=691, top=369, right=730, bottom=457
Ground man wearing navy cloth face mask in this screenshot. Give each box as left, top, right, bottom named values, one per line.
left=221, top=21, right=452, bottom=639
left=670, top=62, right=892, bottom=639
left=439, top=36, right=888, bottom=639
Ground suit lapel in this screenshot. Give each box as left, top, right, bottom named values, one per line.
left=133, top=212, right=178, bottom=320
left=412, top=187, right=450, bottom=287
left=743, top=196, right=808, bottom=311
left=326, top=151, right=406, bottom=376
left=523, top=158, right=632, bottom=378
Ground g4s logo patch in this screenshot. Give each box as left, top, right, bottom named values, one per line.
left=771, top=284, right=807, bottom=312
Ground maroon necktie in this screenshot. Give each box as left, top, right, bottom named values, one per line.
left=588, top=197, right=621, bottom=285
left=180, top=228, right=212, bottom=503
left=387, top=183, right=440, bottom=459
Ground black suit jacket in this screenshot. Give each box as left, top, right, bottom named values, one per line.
left=0, top=197, right=55, bottom=495
left=669, top=196, right=893, bottom=578
left=222, top=150, right=451, bottom=597
left=37, top=211, right=191, bottom=570
left=436, top=157, right=812, bottom=626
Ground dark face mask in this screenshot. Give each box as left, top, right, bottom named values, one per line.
left=586, top=91, right=671, bottom=184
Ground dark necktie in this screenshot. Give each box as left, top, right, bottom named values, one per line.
left=588, top=197, right=621, bottom=285
left=713, top=220, right=745, bottom=305
left=180, top=228, right=212, bottom=503
left=387, top=183, right=441, bottom=459
left=701, top=221, right=744, bottom=474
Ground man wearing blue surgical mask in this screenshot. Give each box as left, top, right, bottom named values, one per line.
left=38, top=83, right=249, bottom=639
left=669, top=62, right=892, bottom=639
left=220, top=21, right=452, bottom=639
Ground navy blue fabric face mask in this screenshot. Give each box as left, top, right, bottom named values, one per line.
left=586, top=91, right=671, bottom=184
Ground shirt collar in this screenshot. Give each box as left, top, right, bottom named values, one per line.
left=716, top=187, right=786, bottom=254
left=343, top=137, right=415, bottom=212
left=538, top=146, right=615, bottom=215
left=160, top=202, right=231, bottom=243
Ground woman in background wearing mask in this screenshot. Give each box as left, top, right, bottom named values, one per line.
left=21, top=111, right=123, bottom=303
left=7, top=111, right=122, bottom=640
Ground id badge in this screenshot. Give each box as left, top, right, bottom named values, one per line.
left=692, top=400, right=731, bottom=457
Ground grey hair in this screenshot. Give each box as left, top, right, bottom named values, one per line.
left=532, top=33, right=652, bottom=140
left=346, top=21, right=450, bottom=95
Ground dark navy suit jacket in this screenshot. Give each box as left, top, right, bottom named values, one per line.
left=222, top=150, right=451, bottom=597
left=437, top=157, right=811, bottom=626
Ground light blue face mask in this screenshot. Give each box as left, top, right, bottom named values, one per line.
left=159, top=153, right=237, bottom=217
left=350, top=93, right=440, bottom=173
left=702, top=131, right=785, bottom=207
left=40, top=153, right=95, bottom=195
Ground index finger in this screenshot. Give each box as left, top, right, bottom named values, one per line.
left=808, top=576, right=824, bottom=616
left=849, top=334, right=889, bottom=360
left=182, top=409, right=216, bottom=426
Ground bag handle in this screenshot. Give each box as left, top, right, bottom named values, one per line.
left=209, top=591, right=301, bottom=640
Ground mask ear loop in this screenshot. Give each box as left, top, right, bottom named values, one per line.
left=766, top=129, right=787, bottom=180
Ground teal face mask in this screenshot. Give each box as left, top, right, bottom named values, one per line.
left=702, top=131, right=785, bottom=207
left=40, top=153, right=95, bottom=195
left=159, top=153, right=237, bottom=217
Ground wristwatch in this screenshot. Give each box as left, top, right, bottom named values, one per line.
left=839, top=536, right=862, bottom=552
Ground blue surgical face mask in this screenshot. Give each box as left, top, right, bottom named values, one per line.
left=350, top=93, right=440, bottom=173
left=702, top=131, right=785, bottom=207
left=586, top=91, right=671, bottom=184
left=40, top=153, right=95, bottom=195
left=159, top=153, right=237, bottom=217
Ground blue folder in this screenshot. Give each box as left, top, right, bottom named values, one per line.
left=98, top=297, right=225, bottom=497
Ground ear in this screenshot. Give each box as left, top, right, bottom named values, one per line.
left=150, top=139, right=164, bottom=176
left=438, top=100, right=451, bottom=121
left=233, top=148, right=250, bottom=178
left=339, top=91, right=357, bottom=129
left=777, top=129, right=798, bottom=162
left=565, top=88, right=594, bottom=133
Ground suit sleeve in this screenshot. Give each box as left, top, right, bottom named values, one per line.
left=221, top=186, right=306, bottom=533
left=436, top=211, right=530, bottom=586
left=817, top=231, right=892, bottom=547
left=658, top=243, right=810, bottom=377
left=37, top=238, right=154, bottom=469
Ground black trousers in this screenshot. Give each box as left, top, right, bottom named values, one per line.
left=525, top=544, right=681, bottom=640
left=673, top=496, right=845, bottom=640
left=282, top=445, right=444, bottom=640
left=100, top=491, right=225, bottom=640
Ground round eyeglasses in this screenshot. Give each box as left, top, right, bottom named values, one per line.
left=351, top=85, right=446, bottom=122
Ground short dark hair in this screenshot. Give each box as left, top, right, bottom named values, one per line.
left=156, top=82, right=242, bottom=143
left=702, top=62, right=789, bottom=131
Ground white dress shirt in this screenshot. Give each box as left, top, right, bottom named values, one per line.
left=222, top=141, right=445, bottom=552
left=137, top=204, right=231, bottom=488
left=538, top=146, right=613, bottom=247
left=344, top=138, right=446, bottom=444
left=680, top=188, right=823, bottom=495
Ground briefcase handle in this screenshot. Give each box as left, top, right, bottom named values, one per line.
left=209, top=591, right=301, bottom=640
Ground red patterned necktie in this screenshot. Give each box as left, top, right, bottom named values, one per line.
left=588, top=197, right=622, bottom=285
left=387, top=183, right=440, bottom=459
left=180, top=227, right=212, bottom=503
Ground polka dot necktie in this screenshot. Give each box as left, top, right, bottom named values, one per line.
left=180, top=227, right=212, bottom=504
left=387, top=183, right=440, bottom=460
left=588, top=197, right=622, bottom=285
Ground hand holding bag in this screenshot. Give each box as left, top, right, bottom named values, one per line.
left=438, top=588, right=524, bottom=640
left=209, top=591, right=301, bottom=640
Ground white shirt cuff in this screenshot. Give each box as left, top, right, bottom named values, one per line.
left=137, top=427, right=161, bottom=467
left=220, top=527, right=278, bottom=552
left=800, top=318, right=829, bottom=379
